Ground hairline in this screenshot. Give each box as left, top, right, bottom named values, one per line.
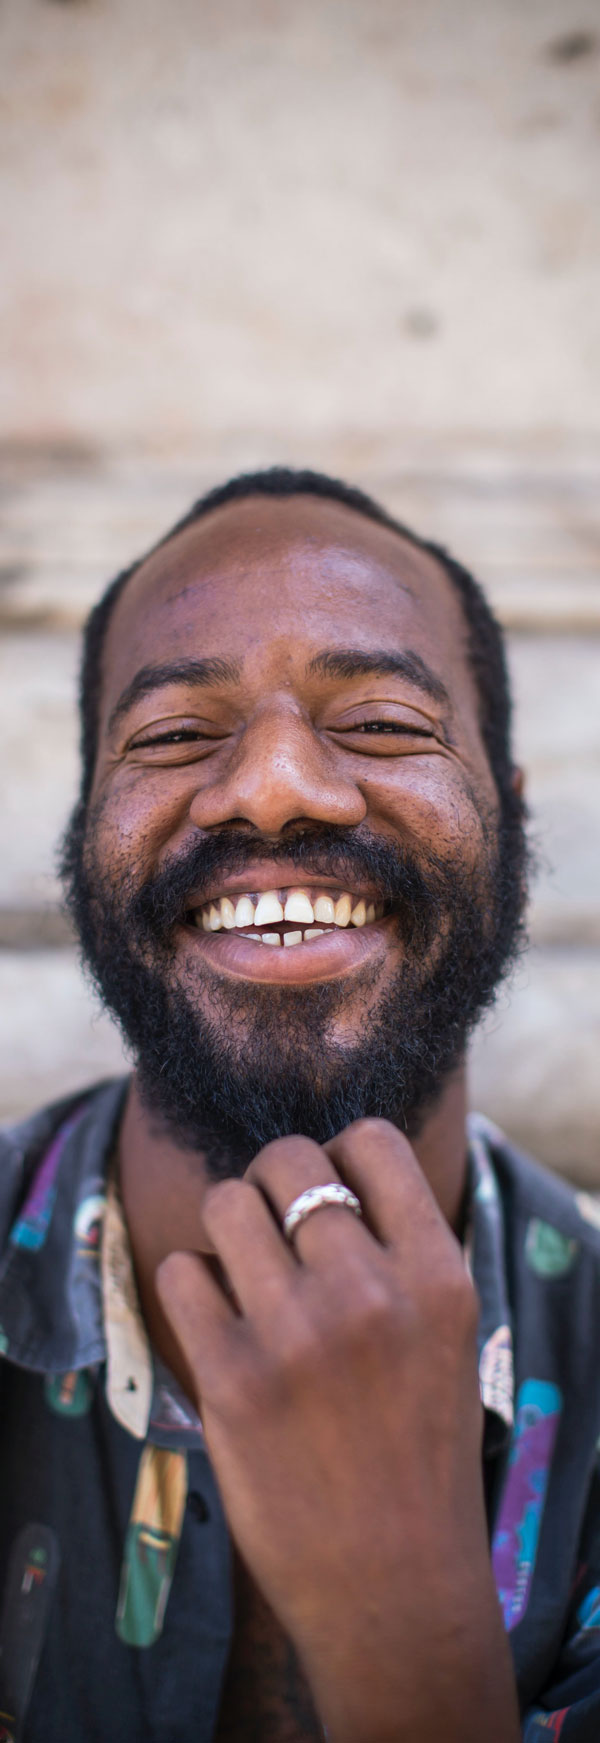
left=116, top=487, right=454, bottom=600
left=99, top=493, right=470, bottom=707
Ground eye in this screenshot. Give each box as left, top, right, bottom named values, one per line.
left=325, top=714, right=441, bottom=756
left=352, top=720, right=432, bottom=736
left=132, top=727, right=206, bottom=747
left=332, top=718, right=436, bottom=743
left=126, top=720, right=228, bottom=759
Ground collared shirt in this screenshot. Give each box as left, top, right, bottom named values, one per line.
left=1, top=1082, right=600, bottom=1739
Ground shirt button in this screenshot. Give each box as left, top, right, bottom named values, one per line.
left=188, top=1490, right=210, bottom=1523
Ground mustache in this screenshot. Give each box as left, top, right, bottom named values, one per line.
left=126, top=824, right=451, bottom=949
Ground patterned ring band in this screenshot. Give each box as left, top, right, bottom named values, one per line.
left=282, top=1182, right=363, bottom=1243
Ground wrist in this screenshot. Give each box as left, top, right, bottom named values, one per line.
left=303, top=1577, right=520, bottom=1743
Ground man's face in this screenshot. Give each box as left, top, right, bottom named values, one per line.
left=63, top=496, right=525, bottom=1172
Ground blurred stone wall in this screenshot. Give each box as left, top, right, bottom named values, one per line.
left=1, top=0, right=599, bottom=1181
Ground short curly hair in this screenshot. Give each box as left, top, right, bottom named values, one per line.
left=75, top=465, right=520, bottom=837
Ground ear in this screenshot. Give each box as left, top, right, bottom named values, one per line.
left=510, top=765, right=525, bottom=802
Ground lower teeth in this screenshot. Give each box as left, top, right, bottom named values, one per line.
left=238, top=928, right=328, bottom=946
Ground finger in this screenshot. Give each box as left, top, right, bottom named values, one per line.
left=156, top=1249, right=242, bottom=1405
left=201, top=1178, right=298, bottom=1322
left=247, top=1134, right=374, bottom=1268
left=325, top=1119, right=455, bottom=1261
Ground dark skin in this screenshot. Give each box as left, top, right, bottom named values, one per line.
left=89, top=496, right=521, bottom=1742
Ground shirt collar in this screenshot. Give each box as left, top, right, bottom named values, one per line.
left=102, top=1165, right=203, bottom=1445
left=467, top=1112, right=515, bottom=1433
left=0, top=1080, right=127, bottom=1373
left=102, top=1164, right=153, bottom=1438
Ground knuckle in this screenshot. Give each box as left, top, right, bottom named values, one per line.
left=203, top=1177, right=253, bottom=1227
left=349, top=1273, right=394, bottom=1332
left=271, top=1294, right=362, bottom=1385
left=211, top=1177, right=246, bottom=1206
left=320, top=1270, right=398, bottom=1354
left=424, top=1261, right=478, bottom=1338
left=246, top=1133, right=320, bottom=1183
left=278, top=1311, right=323, bottom=1378
left=340, top=1116, right=413, bottom=1163
left=345, top=1115, right=392, bottom=1144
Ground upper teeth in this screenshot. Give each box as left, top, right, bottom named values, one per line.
left=254, top=892, right=285, bottom=925
left=195, top=887, right=379, bottom=938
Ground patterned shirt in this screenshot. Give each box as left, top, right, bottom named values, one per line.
left=1, top=1079, right=600, bottom=1740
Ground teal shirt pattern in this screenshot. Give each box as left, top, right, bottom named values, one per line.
left=1, top=1080, right=600, bottom=1739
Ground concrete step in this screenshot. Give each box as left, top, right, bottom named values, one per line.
left=470, top=946, right=600, bottom=1187
left=0, top=949, right=127, bottom=1128
left=0, top=631, right=79, bottom=910
left=2, top=447, right=600, bottom=630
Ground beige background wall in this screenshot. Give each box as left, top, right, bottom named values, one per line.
left=1, top=0, right=599, bottom=1179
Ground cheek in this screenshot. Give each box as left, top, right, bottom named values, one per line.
left=87, top=770, right=192, bottom=882
left=360, top=757, right=495, bottom=863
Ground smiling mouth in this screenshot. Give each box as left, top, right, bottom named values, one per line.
left=185, top=885, right=387, bottom=949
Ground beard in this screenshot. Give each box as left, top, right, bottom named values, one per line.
left=60, top=807, right=528, bottom=1179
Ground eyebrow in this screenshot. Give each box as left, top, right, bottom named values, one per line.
left=307, top=647, right=452, bottom=711
left=107, top=657, right=242, bottom=737
left=107, top=644, right=453, bottom=740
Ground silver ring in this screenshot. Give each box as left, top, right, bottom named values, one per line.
left=283, top=1183, right=363, bottom=1243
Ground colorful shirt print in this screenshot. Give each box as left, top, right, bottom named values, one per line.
left=44, top=1368, right=94, bottom=1418
left=116, top=1446, right=188, bottom=1647
left=73, top=1191, right=107, bottom=1258
left=576, top=1586, right=600, bottom=1631
left=524, top=1714, right=570, bottom=1740
left=9, top=1108, right=85, bottom=1252
left=525, top=1219, right=579, bottom=1279
left=1, top=1083, right=600, bottom=1738
left=492, top=1379, right=563, bottom=1630
left=0, top=1524, right=60, bottom=1737
left=479, top=1323, right=514, bottom=1427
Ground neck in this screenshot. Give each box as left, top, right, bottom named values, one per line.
left=117, top=1066, right=469, bottom=1398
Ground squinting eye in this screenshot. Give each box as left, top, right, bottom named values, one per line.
left=134, top=729, right=205, bottom=746
left=129, top=725, right=228, bottom=750
left=350, top=720, right=432, bottom=737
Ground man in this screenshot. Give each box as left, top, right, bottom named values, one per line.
left=1, top=467, right=599, bottom=1743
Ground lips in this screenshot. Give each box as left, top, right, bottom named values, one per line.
left=172, top=863, right=395, bottom=985
left=180, top=911, right=391, bottom=985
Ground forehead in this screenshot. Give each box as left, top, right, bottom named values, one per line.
left=100, top=495, right=475, bottom=709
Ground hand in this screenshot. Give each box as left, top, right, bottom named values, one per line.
left=157, top=1119, right=519, bottom=1743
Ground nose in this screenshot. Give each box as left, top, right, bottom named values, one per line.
left=188, top=705, right=367, bottom=835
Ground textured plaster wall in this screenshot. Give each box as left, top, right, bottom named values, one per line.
left=1, top=0, right=599, bottom=1177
